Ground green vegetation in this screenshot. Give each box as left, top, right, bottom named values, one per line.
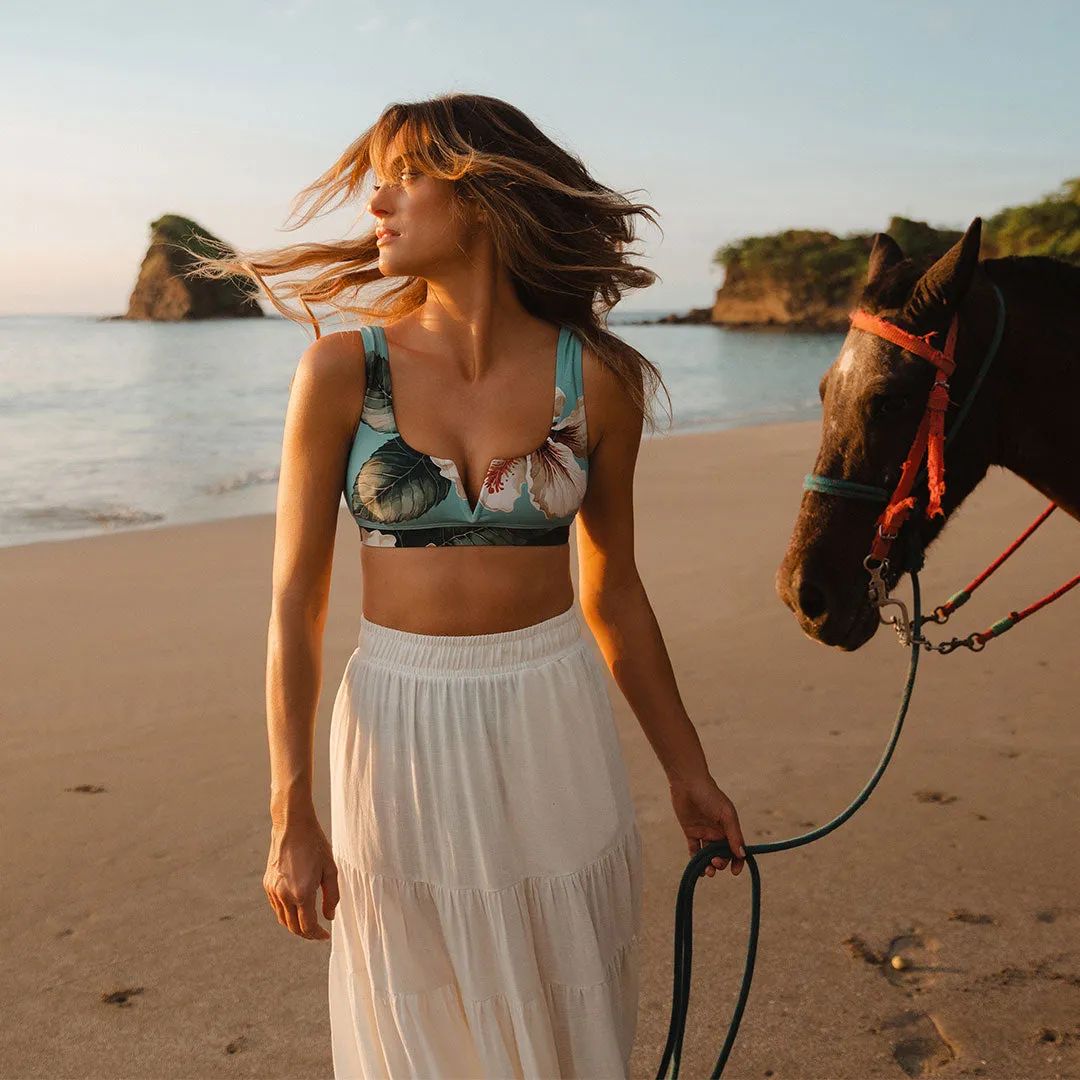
left=151, top=213, right=235, bottom=264
left=982, top=178, right=1080, bottom=261
left=716, top=229, right=873, bottom=310
left=713, top=178, right=1080, bottom=306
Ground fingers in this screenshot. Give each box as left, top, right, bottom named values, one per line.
left=266, top=884, right=329, bottom=940
left=266, top=887, right=288, bottom=928
left=322, top=863, right=340, bottom=921
left=298, top=895, right=330, bottom=940
left=691, top=838, right=729, bottom=878
left=690, top=816, right=748, bottom=880
left=720, top=803, right=746, bottom=861
left=719, top=802, right=747, bottom=877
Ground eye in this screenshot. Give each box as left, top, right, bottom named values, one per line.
left=372, top=171, right=415, bottom=192
left=873, top=393, right=913, bottom=417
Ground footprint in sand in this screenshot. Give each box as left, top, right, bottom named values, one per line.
left=843, top=929, right=961, bottom=994
left=1032, top=1027, right=1078, bottom=1047
left=882, top=931, right=951, bottom=993
left=67, top=784, right=106, bottom=794
left=225, top=1035, right=249, bottom=1054
left=914, top=790, right=958, bottom=805
left=1034, top=906, right=1078, bottom=924
left=101, top=987, right=144, bottom=1007
left=948, top=909, right=994, bottom=926
left=846, top=934, right=964, bottom=1074
left=888, top=1012, right=958, bottom=1077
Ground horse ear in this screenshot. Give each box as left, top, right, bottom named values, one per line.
left=904, top=217, right=982, bottom=320
left=867, top=232, right=905, bottom=286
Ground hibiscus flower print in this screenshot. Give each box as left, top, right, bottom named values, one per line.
left=359, top=527, right=398, bottom=547
left=527, top=386, right=587, bottom=518
left=429, top=454, right=528, bottom=513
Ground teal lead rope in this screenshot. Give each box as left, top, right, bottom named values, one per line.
left=657, top=286, right=1005, bottom=1077
left=656, top=571, right=924, bottom=1078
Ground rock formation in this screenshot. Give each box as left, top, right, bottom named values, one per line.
left=653, top=179, right=1080, bottom=330
left=125, top=214, right=263, bottom=321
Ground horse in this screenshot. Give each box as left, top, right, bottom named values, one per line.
left=776, top=216, right=1080, bottom=649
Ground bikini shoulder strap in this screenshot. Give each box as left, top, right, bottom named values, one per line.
left=564, top=326, right=585, bottom=408
left=358, top=324, right=397, bottom=432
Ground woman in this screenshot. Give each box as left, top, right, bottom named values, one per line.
left=199, top=93, right=746, bottom=1079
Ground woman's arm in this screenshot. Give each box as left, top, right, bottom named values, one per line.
left=264, top=330, right=366, bottom=938
left=575, top=347, right=746, bottom=876
left=267, top=332, right=363, bottom=823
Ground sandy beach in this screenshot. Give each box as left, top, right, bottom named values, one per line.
left=2, top=419, right=1077, bottom=1080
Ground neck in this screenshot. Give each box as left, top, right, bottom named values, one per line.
left=986, top=262, right=1080, bottom=521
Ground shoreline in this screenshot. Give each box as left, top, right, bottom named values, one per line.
left=0, top=414, right=824, bottom=553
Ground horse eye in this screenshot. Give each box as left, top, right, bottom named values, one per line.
left=874, top=394, right=912, bottom=417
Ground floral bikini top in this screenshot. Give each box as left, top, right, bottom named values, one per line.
left=343, top=324, right=589, bottom=547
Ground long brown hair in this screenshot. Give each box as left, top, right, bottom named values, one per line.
left=191, top=93, right=672, bottom=432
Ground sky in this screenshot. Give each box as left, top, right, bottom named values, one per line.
left=2, top=0, right=1078, bottom=315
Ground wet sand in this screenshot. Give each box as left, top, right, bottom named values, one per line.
left=1, top=419, right=1077, bottom=1079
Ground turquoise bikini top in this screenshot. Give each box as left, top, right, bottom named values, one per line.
left=343, top=324, right=590, bottom=547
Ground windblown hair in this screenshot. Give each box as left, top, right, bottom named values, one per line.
left=191, top=92, right=672, bottom=432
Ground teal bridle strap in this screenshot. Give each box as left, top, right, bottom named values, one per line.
left=802, top=475, right=889, bottom=502
left=802, top=282, right=1006, bottom=507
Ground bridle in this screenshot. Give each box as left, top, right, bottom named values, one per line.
left=802, top=283, right=1007, bottom=634
left=658, top=278, right=1077, bottom=1080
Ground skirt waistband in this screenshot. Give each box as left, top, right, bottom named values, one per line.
left=356, top=605, right=585, bottom=675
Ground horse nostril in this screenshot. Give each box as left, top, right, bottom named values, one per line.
left=797, top=579, right=829, bottom=620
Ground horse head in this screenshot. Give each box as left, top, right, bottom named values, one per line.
left=776, top=217, right=1004, bottom=649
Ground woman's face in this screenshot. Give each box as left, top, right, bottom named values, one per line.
left=366, top=139, right=481, bottom=279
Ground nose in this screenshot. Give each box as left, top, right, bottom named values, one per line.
left=367, top=187, right=392, bottom=218
left=796, top=576, right=830, bottom=620
left=777, top=563, right=836, bottom=624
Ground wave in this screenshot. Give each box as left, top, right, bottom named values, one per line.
left=203, top=468, right=280, bottom=495
left=667, top=398, right=822, bottom=433
left=14, top=504, right=166, bottom=530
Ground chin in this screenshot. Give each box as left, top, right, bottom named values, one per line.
left=799, top=602, right=880, bottom=651
left=835, top=605, right=880, bottom=651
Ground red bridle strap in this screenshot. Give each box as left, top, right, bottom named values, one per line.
left=848, top=311, right=957, bottom=377
left=847, top=311, right=960, bottom=563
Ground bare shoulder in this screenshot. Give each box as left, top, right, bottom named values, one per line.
left=294, top=329, right=367, bottom=388
left=289, top=329, right=368, bottom=438
left=580, top=339, right=645, bottom=458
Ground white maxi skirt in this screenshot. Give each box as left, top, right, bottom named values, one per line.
left=327, top=605, right=644, bottom=1079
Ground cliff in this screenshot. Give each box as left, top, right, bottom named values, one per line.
left=125, top=214, right=263, bottom=321
left=707, top=218, right=962, bottom=331
left=655, top=178, right=1080, bottom=330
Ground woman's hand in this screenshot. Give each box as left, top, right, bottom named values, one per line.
left=264, top=816, right=340, bottom=940
left=669, top=774, right=746, bottom=878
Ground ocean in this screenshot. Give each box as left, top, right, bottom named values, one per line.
left=0, top=311, right=842, bottom=549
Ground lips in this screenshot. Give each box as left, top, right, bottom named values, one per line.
left=376, top=228, right=399, bottom=243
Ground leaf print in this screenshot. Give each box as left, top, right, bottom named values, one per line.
left=526, top=438, right=587, bottom=518
left=445, top=526, right=537, bottom=546
left=352, top=437, right=451, bottom=523
left=361, top=348, right=397, bottom=434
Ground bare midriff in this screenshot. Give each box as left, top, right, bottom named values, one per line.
left=359, top=543, right=575, bottom=635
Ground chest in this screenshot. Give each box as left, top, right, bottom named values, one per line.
left=344, top=324, right=590, bottom=532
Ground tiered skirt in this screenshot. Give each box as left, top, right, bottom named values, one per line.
left=327, top=604, right=644, bottom=1079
